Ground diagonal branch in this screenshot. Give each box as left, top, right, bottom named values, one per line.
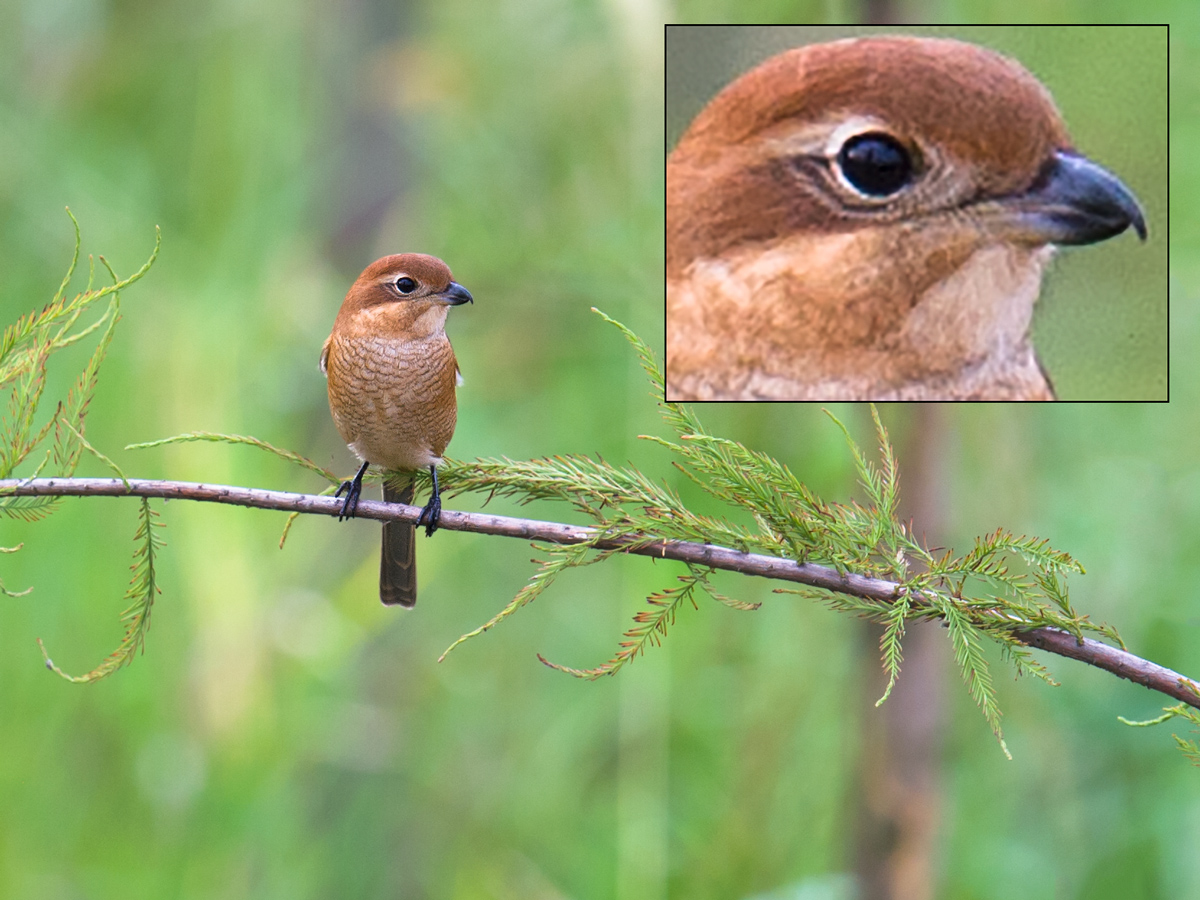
left=2, top=476, right=1196, bottom=709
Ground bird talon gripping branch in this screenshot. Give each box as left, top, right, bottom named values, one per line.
left=665, top=36, right=1148, bottom=401
left=335, top=460, right=370, bottom=521
left=415, top=465, right=442, bottom=537
left=322, top=254, right=472, bottom=606
left=416, top=498, right=441, bottom=536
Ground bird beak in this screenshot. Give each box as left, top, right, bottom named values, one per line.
left=439, top=281, right=474, bottom=305
left=1000, top=150, right=1147, bottom=246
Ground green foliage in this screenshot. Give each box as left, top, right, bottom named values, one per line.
left=0, top=211, right=158, bottom=492
left=1120, top=692, right=1200, bottom=767
left=40, top=498, right=164, bottom=682
left=127, top=431, right=338, bottom=482
left=538, top=571, right=707, bottom=678
left=0, top=213, right=159, bottom=671
left=432, top=311, right=1120, bottom=756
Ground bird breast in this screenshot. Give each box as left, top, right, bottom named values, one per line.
left=667, top=230, right=1056, bottom=400
left=325, top=332, right=459, bottom=471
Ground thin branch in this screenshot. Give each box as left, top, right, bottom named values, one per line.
left=2, top=476, right=1196, bottom=709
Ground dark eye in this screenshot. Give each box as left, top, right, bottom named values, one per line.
left=394, top=277, right=417, bottom=294
left=837, top=132, right=914, bottom=197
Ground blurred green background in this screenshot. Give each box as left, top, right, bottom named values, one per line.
left=0, top=8, right=1191, bottom=900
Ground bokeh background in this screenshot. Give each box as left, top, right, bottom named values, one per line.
left=0, top=9, right=1191, bottom=900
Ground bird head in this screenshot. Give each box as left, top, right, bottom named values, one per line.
left=666, top=36, right=1147, bottom=400
left=339, top=253, right=473, bottom=340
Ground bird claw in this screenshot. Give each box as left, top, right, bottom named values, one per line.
left=416, top=494, right=441, bottom=537
left=335, top=479, right=360, bottom=520
left=335, top=460, right=370, bottom=521
left=415, top=464, right=443, bottom=537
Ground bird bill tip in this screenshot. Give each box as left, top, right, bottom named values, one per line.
left=1009, top=151, right=1148, bottom=247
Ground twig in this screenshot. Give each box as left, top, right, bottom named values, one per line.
left=2, top=476, right=1196, bottom=709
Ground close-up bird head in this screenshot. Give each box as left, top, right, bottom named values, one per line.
left=339, top=253, right=474, bottom=339
left=666, top=36, right=1149, bottom=401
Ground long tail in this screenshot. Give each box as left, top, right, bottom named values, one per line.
left=380, top=479, right=417, bottom=607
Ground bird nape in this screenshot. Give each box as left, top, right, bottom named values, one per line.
left=665, top=35, right=1147, bottom=402
left=321, top=253, right=472, bottom=606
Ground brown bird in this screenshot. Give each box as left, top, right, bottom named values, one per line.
left=321, top=253, right=472, bottom=606
left=666, top=36, right=1147, bottom=401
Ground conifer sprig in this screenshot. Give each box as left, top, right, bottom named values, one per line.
left=40, top=498, right=164, bottom=682
left=0, top=212, right=161, bottom=675
left=431, top=309, right=1114, bottom=753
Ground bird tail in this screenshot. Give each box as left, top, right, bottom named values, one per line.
left=381, top=478, right=417, bottom=607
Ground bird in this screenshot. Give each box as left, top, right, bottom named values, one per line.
left=321, top=253, right=472, bottom=606
left=666, top=36, right=1147, bottom=401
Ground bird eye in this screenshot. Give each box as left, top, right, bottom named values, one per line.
left=394, top=277, right=418, bottom=294
left=836, top=132, right=914, bottom=197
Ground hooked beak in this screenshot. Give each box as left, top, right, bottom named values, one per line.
left=999, top=150, right=1147, bottom=246
left=440, top=281, right=474, bottom=306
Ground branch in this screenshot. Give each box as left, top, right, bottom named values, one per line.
left=3, top=476, right=1197, bottom=709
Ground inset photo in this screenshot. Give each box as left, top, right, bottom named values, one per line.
left=665, top=25, right=1167, bottom=401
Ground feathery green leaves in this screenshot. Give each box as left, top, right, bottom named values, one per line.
left=430, top=309, right=1120, bottom=756
left=127, top=431, right=338, bottom=482
left=1121, top=703, right=1200, bottom=767
left=0, top=209, right=158, bottom=498
left=0, top=212, right=159, bottom=679
left=538, top=569, right=707, bottom=678
left=40, top=497, right=164, bottom=682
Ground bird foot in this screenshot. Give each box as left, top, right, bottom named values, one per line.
left=416, top=494, right=441, bottom=537
left=335, top=480, right=360, bottom=520
left=415, top=464, right=442, bottom=537
left=335, top=460, right=370, bottom=520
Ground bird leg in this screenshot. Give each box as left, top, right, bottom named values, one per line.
left=335, top=459, right=370, bottom=520
left=416, top=465, right=442, bottom=537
